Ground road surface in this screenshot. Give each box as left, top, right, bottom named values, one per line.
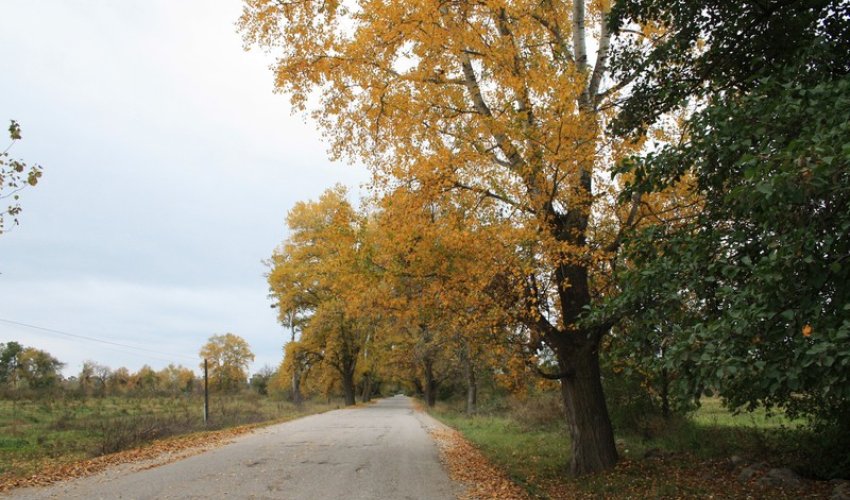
left=8, top=396, right=460, bottom=499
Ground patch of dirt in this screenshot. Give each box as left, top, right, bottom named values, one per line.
left=429, top=427, right=530, bottom=500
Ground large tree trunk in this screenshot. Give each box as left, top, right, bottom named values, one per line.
left=360, top=372, right=372, bottom=403
left=423, top=359, right=437, bottom=407
left=557, top=344, right=618, bottom=475
left=464, top=351, right=477, bottom=415
left=291, top=367, right=303, bottom=406
left=660, top=366, right=670, bottom=419
left=341, top=369, right=356, bottom=406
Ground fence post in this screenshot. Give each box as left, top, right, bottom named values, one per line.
left=203, top=358, right=209, bottom=425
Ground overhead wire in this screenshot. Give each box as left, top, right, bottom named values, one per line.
left=0, top=317, right=197, bottom=363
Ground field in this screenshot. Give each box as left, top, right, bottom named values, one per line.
left=0, top=394, right=337, bottom=481
left=432, top=398, right=833, bottom=498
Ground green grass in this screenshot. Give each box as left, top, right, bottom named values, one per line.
left=0, top=394, right=336, bottom=478
left=433, top=411, right=570, bottom=494
left=691, top=397, right=803, bottom=429
left=431, top=396, right=811, bottom=498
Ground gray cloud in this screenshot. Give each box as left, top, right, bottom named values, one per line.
left=0, top=1, right=369, bottom=375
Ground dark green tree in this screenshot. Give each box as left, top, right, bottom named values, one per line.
left=602, top=0, right=850, bottom=425
left=0, top=341, right=24, bottom=386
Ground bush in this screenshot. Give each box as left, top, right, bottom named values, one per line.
left=91, top=413, right=195, bottom=455
left=794, top=421, right=850, bottom=480
left=507, top=391, right=564, bottom=429
left=602, top=369, right=661, bottom=436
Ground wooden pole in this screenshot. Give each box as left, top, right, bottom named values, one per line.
left=203, top=358, right=209, bottom=425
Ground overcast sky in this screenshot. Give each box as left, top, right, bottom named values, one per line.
left=0, top=1, right=369, bottom=376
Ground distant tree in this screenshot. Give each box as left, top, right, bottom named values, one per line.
left=16, top=347, right=63, bottom=390
left=200, top=333, right=254, bottom=393
left=158, top=364, right=196, bottom=395
left=131, top=365, right=160, bottom=394
left=0, top=341, right=24, bottom=387
left=79, top=361, right=111, bottom=396
left=1, top=120, right=43, bottom=234
left=249, top=365, right=275, bottom=395
left=107, top=366, right=131, bottom=395
left=268, top=187, right=371, bottom=406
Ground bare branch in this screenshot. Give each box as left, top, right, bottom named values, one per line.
left=587, top=14, right=611, bottom=105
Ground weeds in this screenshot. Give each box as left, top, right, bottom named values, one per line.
left=431, top=394, right=836, bottom=498
left=0, top=394, right=336, bottom=480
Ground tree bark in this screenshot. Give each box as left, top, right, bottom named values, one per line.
left=341, top=369, right=356, bottom=406
left=557, top=345, right=618, bottom=475
left=360, top=372, right=372, bottom=403
left=660, top=366, right=670, bottom=419
left=291, top=367, right=303, bottom=406
left=464, top=351, right=477, bottom=415
left=423, top=359, right=438, bottom=407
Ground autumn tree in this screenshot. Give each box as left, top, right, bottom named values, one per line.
left=158, top=364, right=196, bottom=395
left=77, top=361, right=116, bottom=397
left=16, top=348, right=63, bottom=391
left=239, top=0, right=677, bottom=473
left=366, top=185, right=505, bottom=409
left=0, top=343, right=63, bottom=393
left=199, top=333, right=255, bottom=393
left=1, top=120, right=42, bottom=234
left=269, top=187, right=372, bottom=406
left=106, top=366, right=132, bottom=395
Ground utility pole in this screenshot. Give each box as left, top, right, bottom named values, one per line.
left=203, top=358, right=209, bottom=425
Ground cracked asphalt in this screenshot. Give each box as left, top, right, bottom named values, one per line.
left=8, top=396, right=459, bottom=499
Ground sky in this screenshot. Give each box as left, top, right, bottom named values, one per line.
left=0, top=1, right=369, bottom=376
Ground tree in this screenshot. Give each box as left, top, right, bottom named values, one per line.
left=604, top=0, right=850, bottom=424
left=1, top=342, right=63, bottom=392
left=16, top=347, right=63, bottom=390
left=269, top=187, right=373, bottom=405
left=200, top=333, right=255, bottom=393
left=240, top=0, right=671, bottom=473
left=158, top=364, right=196, bottom=395
left=79, top=361, right=111, bottom=397
left=0, top=341, right=24, bottom=387
left=250, top=365, right=275, bottom=395
left=1, top=120, right=43, bottom=234
left=106, top=366, right=132, bottom=395
left=607, top=0, right=846, bottom=137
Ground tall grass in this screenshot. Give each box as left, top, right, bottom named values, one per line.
left=0, top=393, right=336, bottom=478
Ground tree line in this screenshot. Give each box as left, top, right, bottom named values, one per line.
left=0, top=333, right=262, bottom=398
left=244, top=0, right=850, bottom=475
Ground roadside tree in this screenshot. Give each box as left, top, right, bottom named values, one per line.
left=200, top=333, right=255, bottom=393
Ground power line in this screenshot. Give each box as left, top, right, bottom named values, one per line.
left=0, top=317, right=197, bottom=363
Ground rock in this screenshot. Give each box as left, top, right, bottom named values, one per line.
left=724, top=455, right=745, bottom=472
left=757, top=467, right=802, bottom=489
left=831, top=480, right=850, bottom=500
left=738, top=463, right=766, bottom=483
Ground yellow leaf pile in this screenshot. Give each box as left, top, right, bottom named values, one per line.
left=429, top=428, right=529, bottom=500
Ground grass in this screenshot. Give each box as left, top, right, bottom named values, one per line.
left=433, top=412, right=570, bottom=496
left=690, top=397, right=803, bottom=429
left=0, top=393, right=338, bottom=480
left=431, top=397, right=823, bottom=499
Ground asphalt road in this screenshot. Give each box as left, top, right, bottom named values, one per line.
left=8, top=396, right=459, bottom=499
